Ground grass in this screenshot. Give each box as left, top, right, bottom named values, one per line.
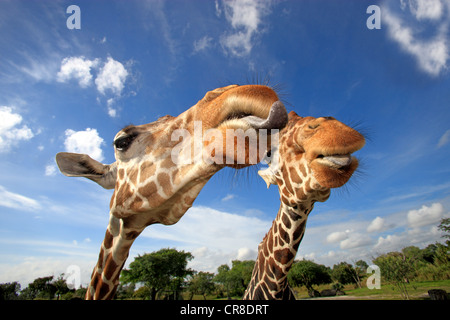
left=156, top=280, right=450, bottom=300
left=292, top=280, right=450, bottom=300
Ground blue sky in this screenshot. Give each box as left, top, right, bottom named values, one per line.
left=1, top=0, right=450, bottom=288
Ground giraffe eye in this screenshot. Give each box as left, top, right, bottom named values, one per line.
left=114, top=134, right=137, bottom=151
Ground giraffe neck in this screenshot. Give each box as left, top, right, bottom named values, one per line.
left=86, top=215, right=142, bottom=300
left=86, top=174, right=213, bottom=299
left=243, top=201, right=314, bottom=300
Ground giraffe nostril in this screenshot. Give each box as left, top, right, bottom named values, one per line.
left=308, top=123, right=320, bottom=129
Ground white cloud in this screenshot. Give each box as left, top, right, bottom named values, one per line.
left=57, top=56, right=99, bottom=88
left=45, top=164, right=57, bottom=176
left=143, top=206, right=269, bottom=250
left=0, top=106, right=34, bottom=153
left=0, top=185, right=41, bottom=211
left=407, top=202, right=444, bottom=228
left=437, top=129, right=450, bottom=148
left=236, top=247, right=257, bottom=260
left=367, top=216, right=386, bottom=232
left=215, top=0, right=222, bottom=17
left=298, top=199, right=448, bottom=266
left=140, top=205, right=270, bottom=272
left=221, top=194, right=235, bottom=202
left=186, top=247, right=238, bottom=273
left=374, top=234, right=404, bottom=251
left=57, top=56, right=128, bottom=94
left=106, top=98, right=117, bottom=118
left=297, top=252, right=316, bottom=261
left=64, top=128, right=105, bottom=162
left=57, top=56, right=129, bottom=116
left=367, top=202, right=449, bottom=254
left=0, top=255, right=96, bottom=288
left=95, top=57, right=128, bottom=96
left=193, top=36, right=214, bottom=53
left=405, top=0, right=444, bottom=20
left=383, top=0, right=450, bottom=76
left=18, top=58, right=59, bottom=83
left=220, top=0, right=272, bottom=56
left=340, top=233, right=372, bottom=250
left=326, top=230, right=349, bottom=243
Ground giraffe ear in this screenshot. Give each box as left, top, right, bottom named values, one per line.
left=55, top=152, right=117, bottom=189
left=258, top=167, right=277, bottom=188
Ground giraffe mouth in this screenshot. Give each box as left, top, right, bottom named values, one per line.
left=311, top=138, right=365, bottom=170
left=315, top=153, right=353, bottom=169
left=219, top=101, right=288, bottom=131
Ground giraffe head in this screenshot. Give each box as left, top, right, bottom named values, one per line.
left=56, top=85, right=287, bottom=224
left=259, top=111, right=365, bottom=206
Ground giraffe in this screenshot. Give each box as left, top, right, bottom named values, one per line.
left=55, top=84, right=288, bottom=299
left=243, top=111, right=365, bottom=300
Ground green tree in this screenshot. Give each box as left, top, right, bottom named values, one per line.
left=53, top=274, right=70, bottom=300
left=228, top=260, right=254, bottom=295
left=355, top=260, right=369, bottom=271
left=187, top=272, right=216, bottom=300
left=402, top=246, right=430, bottom=277
left=120, top=248, right=193, bottom=300
left=20, top=276, right=56, bottom=300
left=0, top=282, right=21, bottom=300
left=433, top=242, right=450, bottom=266
left=332, top=261, right=368, bottom=288
left=438, top=217, right=450, bottom=240
left=60, top=286, right=87, bottom=300
left=215, top=264, right=232, bottom=298
left=402, top=246, right=425, bottom=261
left=354, top=260, right=369, bottom=287
left=74, top=287, right=87, bottom=299
left=288, top=260, right=331, bottom=297
left=214, top=260, right=254, bottom=298
left=422, top=243, right=438, bottom=263
left=115, top=283, right=136, bottom=300
left=332, top=262, right=358, bottom=286
left=373, top=252, right=416, bottom=300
